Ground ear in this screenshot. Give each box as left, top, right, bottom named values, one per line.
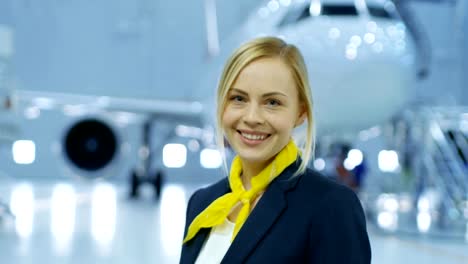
left=294, top=106, right=307, bottom=127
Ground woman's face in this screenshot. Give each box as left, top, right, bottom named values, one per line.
left=222, top=57, right=305, bottom=170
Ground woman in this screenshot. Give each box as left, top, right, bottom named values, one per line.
left=180, top=36, right=371, bottom=263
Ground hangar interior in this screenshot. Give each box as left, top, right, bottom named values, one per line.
left=1, top=0, right=468, bottom=263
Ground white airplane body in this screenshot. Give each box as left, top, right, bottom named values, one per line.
left=204, top=0, right=415, bottom=135
left=0, top=0, right=417, bottom=182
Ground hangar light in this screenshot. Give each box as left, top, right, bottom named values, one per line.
left=416, top=193, right=434, bottom=233
left=200, top=148, right=222, bottom=169
left=344, top=149, right=363, bottom=170
left=378, top=150, right=399, bottom=172
left=313, top=158, right=325, bottom=171
left=377, top=211, right=398, bottom=231
left=163, top=143, right=187, bottom=168
left=376, top=193, right=399, bottom=231
left=417, top=211, right=431, bottom=233
left=12, top=140, right=36, bottom=164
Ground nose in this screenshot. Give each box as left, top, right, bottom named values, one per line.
left=243, top=103, right=264, bottom=126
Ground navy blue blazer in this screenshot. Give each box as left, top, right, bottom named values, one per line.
left=180, top=161, right=371, bottom=263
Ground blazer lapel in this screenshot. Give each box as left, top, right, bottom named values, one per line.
left=221, top=164, right=301, bottom=264
left=181, top=178, right=231, bottom=264
left=181, top=228, right=210, bottom=264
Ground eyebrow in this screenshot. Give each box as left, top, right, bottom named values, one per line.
left=230, top=88, right=288, bottom=98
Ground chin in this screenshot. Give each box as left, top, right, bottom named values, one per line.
left=237, top=151, right=275, bottom=164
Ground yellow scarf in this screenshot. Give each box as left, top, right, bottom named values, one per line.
left=183, top=140, right=298, bottom=243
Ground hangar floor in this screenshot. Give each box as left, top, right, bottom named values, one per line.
left=0, top=179, right=467, bottom=264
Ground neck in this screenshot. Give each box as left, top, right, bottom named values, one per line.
left=240, top=159, right=272, bottom=190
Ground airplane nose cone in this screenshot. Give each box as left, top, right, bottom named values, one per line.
left=64, top=118, right=118, bottom=171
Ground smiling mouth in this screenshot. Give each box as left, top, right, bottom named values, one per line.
left=238, top=131, right=271, bottom=141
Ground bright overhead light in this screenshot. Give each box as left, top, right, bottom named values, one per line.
left=378, top=150, right=399, bottom=172
left=377, top=211, right=398, bottom=231
left=313, top=158, right=325, bottom=171
left=12, top=140, right=36, bottom=164
left=344, top=149, right=363, bottom=170
left=200, top=148, right=222, bottom=169
left=163, top=143, right=187, bottom=168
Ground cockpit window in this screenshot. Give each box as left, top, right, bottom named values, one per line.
left=321, top=5, right=358, bottom=16
left=367, top=5, right=394, bottom=19
left=278, top=4, right=359, bottom=28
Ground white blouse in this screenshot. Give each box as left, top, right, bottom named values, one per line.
left=194, top=218, right=235, bottom=264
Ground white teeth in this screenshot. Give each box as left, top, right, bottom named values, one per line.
left=241, top=133, right=266, bottom=140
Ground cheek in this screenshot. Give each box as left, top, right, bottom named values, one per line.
left=271, top=112, right=297, bottom=131
left=221, top=109, right=235, bottom=129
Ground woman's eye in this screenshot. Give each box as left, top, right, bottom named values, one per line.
left=230, top=95, right=244, bottom=102
left=267, top=99, right=280, bottom=106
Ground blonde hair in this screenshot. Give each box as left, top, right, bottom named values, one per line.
left=216, top=36, right=315, bottom=177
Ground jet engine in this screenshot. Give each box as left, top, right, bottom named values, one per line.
left=63, top=117, right=119, bottom=177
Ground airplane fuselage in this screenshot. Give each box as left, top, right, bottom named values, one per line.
left=203, top=0, right=415, bottom=135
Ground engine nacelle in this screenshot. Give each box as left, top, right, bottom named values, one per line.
left=63, top=118, right=119, bottom=174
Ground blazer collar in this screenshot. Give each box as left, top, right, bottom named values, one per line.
left=221, top=160, right=301, bottom=263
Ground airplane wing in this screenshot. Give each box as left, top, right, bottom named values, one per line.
left=13, top=89, right=206, bottom=127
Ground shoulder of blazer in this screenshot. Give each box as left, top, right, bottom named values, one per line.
left=297, top=168, right=351, bottom=195
left=286, top=168, right=360, bottom=211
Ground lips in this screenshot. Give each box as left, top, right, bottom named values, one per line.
left=237, top=130, right=271, bottom=142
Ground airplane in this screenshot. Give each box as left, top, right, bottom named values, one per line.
left=0, top=0, right=426, bottom=200
left=202, top=0, right=422, bottom=138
